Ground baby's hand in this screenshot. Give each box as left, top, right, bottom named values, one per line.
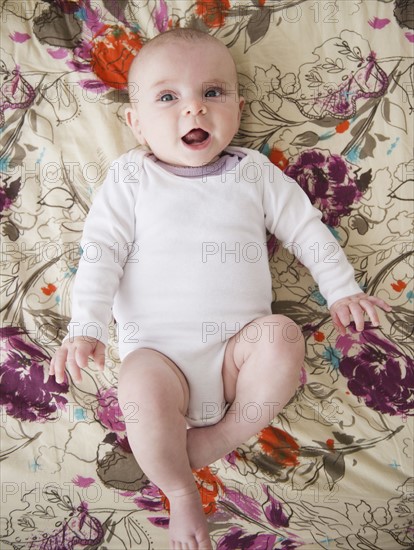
left=49, top=337, right=106, bottom=384
left=330, top=292, right=392, bottom=335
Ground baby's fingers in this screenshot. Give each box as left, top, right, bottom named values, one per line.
left=331, top=307, right=349, bottom=335
left=364, top=295, right=392, bottom=313
left=66, top=346, right=84, bottom=384
left=51, top=346, right=69, bottom=384
left=348, top=301, right=366, bottom=332
left=49, top=357, right=55, bottom=377
left=71, top=340, right=100, bottom=382
left=359, top=299, right=380, bottom=327
left=356, top=295, right=392, bottom=330
left=92, top=341, right=106, bottom=371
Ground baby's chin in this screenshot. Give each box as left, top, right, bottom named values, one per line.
left=185, top=155, right=221, bottom=168
left=154, top=152, right=221, bottom=168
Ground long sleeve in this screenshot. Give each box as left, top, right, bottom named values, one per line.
left=67, top=153, right=139, bottom=344
left=257, top=152, right=361, bottom=308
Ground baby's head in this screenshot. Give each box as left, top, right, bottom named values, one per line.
left=125, top=28, right=244, bottom=167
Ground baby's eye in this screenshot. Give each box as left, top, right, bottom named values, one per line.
left=204, top=88, right=223, bottom=98
left=159, top=92, right=176, bottom=102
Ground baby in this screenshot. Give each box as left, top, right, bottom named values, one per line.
left=51, top=28, right=391, bottom=550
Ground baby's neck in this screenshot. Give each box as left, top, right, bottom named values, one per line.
left=150, top=151, right=244, bottom=178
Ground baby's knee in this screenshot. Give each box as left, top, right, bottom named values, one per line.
left=251, top=314, right=304, bottom=361
left=118, top=349, right=161, bottom=406
left=118, top=348, right=189, bottom=416
left=255, top=315, right=304, bottom=394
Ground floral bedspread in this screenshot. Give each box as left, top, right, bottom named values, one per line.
left=1, top=1, right=413, bottom=549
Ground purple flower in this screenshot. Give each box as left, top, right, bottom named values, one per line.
left=289, top=35, right=388, bottom=119
left=134, top=483, right=165, bottom=512
left=72, top=475, right=95, bottom=488
left=96, top=387, right=126, bottom=432
left=217, top=527, right=277, bottom=550
left=263, top=485, right=290, bottom=528
left=153, top=0, right=169, bottom=32
left=0, top=62, right=35, bottom=127
left=223, top=488, right=262, bottom=521
left=0, top=175, right=21, bottom=215
left=0, top=327, right=68, bottom=421
left=285, top=148, right=363, bottom=226
left=27, top=501, right=104, bottom=549
left=95, top=387, right=131, bottom=451
left=336, top=326, right=414, bottom=416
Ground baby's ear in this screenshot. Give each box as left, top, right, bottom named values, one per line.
left=125, top=106, right=147, bottom=146
left=238, top=96, right=245, bottom=117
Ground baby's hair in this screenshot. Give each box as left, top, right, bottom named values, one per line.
left=127, top=28, right=237, bottom=101
left=143, top=27, right=218, bottom=46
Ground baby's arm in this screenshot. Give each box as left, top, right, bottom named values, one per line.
left=50, top=156, right=138, bottom=382
left=50, top=337, right=105, bottom=384
left=260, top=156, right=392, bottom=332
left=330, top=292, right=392, bottom=335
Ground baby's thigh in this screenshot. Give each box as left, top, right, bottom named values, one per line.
left=118, top=348, right=190, bottom=418
left=222, top=314, right=304, bottom=402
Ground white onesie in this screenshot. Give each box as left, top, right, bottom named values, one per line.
left=68, top=146, right=361, bottom=426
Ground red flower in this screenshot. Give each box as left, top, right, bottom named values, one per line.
left=268, top=147, right=289, bottom=171
left=195, top=466, right=225, bottom=514
left=335, top=120, right=350, bottom=133
left=161, top=466, right=224, bottom=515
left=314, top=331, right=325, bottom=342
left=258, top=426, right=300, bottom=467
left=195, top=0, right=231, bottom=28
left=391, top=279, right=407, bottom=292
left=90, top=25, right=142, bottom=90
left=41, top=283, right=57, bottom=296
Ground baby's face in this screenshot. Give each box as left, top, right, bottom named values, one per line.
left=126, top=40, right=244, bottom=167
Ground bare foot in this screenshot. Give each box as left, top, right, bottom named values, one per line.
left=168, top=487, right=213, bottom=549
left=187, top=425, right=230, bottom=470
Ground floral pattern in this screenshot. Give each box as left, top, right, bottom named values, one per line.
left=0, top=327, right=69, bottom=422
left=0, top=1, right=413, bottom=549
left=336, top=326, right=414, bottom=417
left=87, top=24, right=142, bottom=90
left=284, top=149, right=363, bottom=227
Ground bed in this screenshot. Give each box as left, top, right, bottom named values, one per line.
left=1, top=1, right=413, bottom=548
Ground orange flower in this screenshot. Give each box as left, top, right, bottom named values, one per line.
left=41, top=283, right=57, bottom=296
left=90, top=25, right=142, bottom=90
left=194, top=467, right=225, bottom=514
left=335, top=120, right=350, bottom=133
left=268, top=147, right=289, bottom=171
left=161, top=467, right=224, bottom=515
left=196, top=0, right=231, bottom=28
left=258, top=426, right=300, bottom=467
left=314, top=331, right=325, bottom=342
left=391, top=279, right=407, bottom=292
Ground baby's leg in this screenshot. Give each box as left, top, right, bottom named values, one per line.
left=187, top=314, right=304, bottom=469
left=118, top=348, right=212, bottom=550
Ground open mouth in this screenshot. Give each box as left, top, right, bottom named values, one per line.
left=181, top=128, right=210, bottom=145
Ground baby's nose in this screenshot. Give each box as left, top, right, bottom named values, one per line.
left=182, top=100, right=207, bottom=116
